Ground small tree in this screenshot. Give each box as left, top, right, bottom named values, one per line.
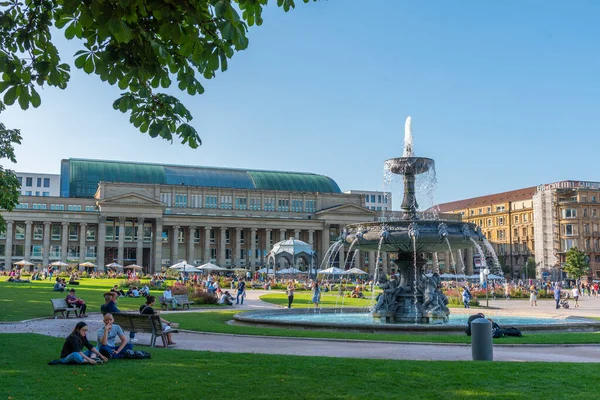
left=525, top=257, right=536, bottom=279
left=562, top=247, right=589, bottom=279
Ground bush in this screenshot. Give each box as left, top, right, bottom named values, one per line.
left=119, top=279, right=141, bottom=288
left=189, top=287, right=218, bottom=305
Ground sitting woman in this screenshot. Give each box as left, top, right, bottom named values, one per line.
left=56, top=322, right=108, bottom=364
left=127, top=286, right=140, bottom=298
left=351, top=286, right=364, bottom=299
left=139, top=285, right=150, bottom=297
left=139, top=296, right=178, bottom=346
left=110, top=285, right=125, bottom=297
left=65, top=289, right=88, bottom=317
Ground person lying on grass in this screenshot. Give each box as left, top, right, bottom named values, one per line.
left=56, top=322, right=108, bottom=365
left=97, top=313, right=134, bottom=359
left=140, top=295, right=178, bottom=346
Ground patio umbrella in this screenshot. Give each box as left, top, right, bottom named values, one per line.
left=317, top=267, right=345, bottom=274
left=276, top=267, right=305, bottom=274
left=79, top=262, right=97, bottom=268
left=169, top=261, right=197, bottom=272
left=256, top=267, right=276, bottom=274
left=124, top=264, right=143, bottom=270
left=345, top=267, right=368, bottom=275
left=105, top=262, right=124, bottom=269
left=196, top=262, right=225, bottom=271
left=50, top=261, right=69, bottom=267
left=14, top=260, right=34, bottom=267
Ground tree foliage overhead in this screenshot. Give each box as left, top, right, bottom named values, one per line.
left=562, top=247, right=589, bottom=279
left=0, top=0, right=314, bottom=148
left=0, top=102, right=22, bottom=232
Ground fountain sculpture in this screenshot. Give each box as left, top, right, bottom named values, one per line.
left=342, top=117, right=487, bottom=324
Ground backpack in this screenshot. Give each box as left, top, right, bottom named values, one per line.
left=502, top=327, right=523, bottom=337
left=124, top=350, right=151, bottom=359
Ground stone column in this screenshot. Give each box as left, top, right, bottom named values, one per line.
left=24, top=220, right=32, bottom=260
left=136, top=218, right=145, bottom=267
left=453, top=250, right=461, bottom=274
left=294, top=229, right=301, bottom=240
left=466, top=247, right=474, bottom=275
left=97, top=217, right=106, bottom=271
left=204, top=227, right=211, bottom=263
left=79, top=223, right=87, bottom=264
left=321, top=225, right=330, bottom=267
left=444, top=251, right=451, bottom=272
left=117, top=217, right=125, bottom=265
left=368, top=250, right=375, bottom=274
left=153, top=218, right=163, bottom=273
left=279, top=228, right=286, bottom=241
left=234, top=227, right=242, bottom=267
left=187, top=226, right=196, bottom=263
left=60, top=222, right=68, bottom=263
left=42, top=221, right=51, bottom=266
left=308, top=230, right=314, bottom=247
left=219, top=227, right=227, bottom=266
left=171, top=225, right=180, bottom=263
left=4, top=221, right=13, bottom=265
left=263, top=228, right=272, bottom=264
left=250, top=228, right=257, bottom=271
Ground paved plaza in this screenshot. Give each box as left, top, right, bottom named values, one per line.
left=2, top=290, right=600, bottom=363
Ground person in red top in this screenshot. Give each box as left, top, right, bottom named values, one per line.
left=66, top=289, right=88, bottom=317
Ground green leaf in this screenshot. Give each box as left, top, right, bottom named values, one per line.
left=65, top=23, right=76, bottom=39
left=3, top=86, right=18, bottom=106
left=74, top=55, right=87, bottom=69
left=83, top=58, right=94, bottom=74
left=17, top=86, right=29, bottom=110
left=30, top=87, right=41, bottom=108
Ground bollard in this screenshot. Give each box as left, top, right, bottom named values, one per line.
left=471, top=318, right=493, bottom=361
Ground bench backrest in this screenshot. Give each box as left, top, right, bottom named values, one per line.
left=50, top=298, right=69, bottom=309
left=174, top=294, right=189, bottom=303
left=112, top=312, right=164, bottom=335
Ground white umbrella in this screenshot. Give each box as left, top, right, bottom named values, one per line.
left=196, top=262, right=225, bottom=271
left=345, top=267, right=368, bottom=275
left=105, top=262, right=124, bottom=269
left=276, top=267, right=305, bottom=274
left=488, top=274, right=504, bottom=280
left=318, top=267, right=345, bottom=274
left=257, top=267, right=276, bottom=274
left=169, top=261, right=197, bottom=272
left=80, top=262, right=97, bottom=268
left=50, top=261, right=69, bottom=267
left=14, top=260, right=34, bottom=266
left=439, top=273, right=455, bottom=279
left=124, top=264, right=143, bottom=270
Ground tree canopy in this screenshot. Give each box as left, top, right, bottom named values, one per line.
left=562, top=247, right=590, bottom=279
left=0, top=0, right=314, bottom=230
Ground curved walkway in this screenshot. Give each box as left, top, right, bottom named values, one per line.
left=1, top=290, right=600, bottom=363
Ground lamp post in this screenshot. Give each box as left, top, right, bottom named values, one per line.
left=483, top=267, right=490, bottom=307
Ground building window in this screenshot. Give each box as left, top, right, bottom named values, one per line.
left=85, top=246, right=97, bottom=258
left=67, top=245, right=80, bottom=258
left=175, top=194, right=187, bottom=208
left=513, top=228, right=518, bottom=237
left=584, top=224, right=590, bottom=234
left=177, top=228, right=184, bottom=243
left=225, top=248, right=231, bottom=260
left=35, top=191, right=40, bottom=196
left=42, top=192, right=49, bottom=196
left=49, top=245, right=61, bottom=258
left=497, top=230, right=505, bottom=240
left=593, top=209, right=598, bottom=218
left=25, top=177, right=32, bottom=187
left=564, top=224, right=575, bottom=236
left=220, top=195, right=232, bottom=209
left=85, top=206, right=95, bottom=212
left=205, top=195, right=217, bottom=209
left=16, top=202, right=29, bottom=209
left=514, top=215, right=519, bottom=224
left=235, top=197, right=247, bottom=210
left=562, top=239, right=577, bottom=251
left=264, top=198, right=275, bottom=211
left=67, top=205, right=82, bottom=211
left=190, top=194, right=202, bottom=208
left=160, top=192, right=172, bottom=206
left=250, top=197, right=261, bottom=211
left=124, top=220, right=134, bottom=242
left=105, top=220, right=114, bottom=241
left=487, top=219, right=492, bottom=227
left=51, top=224, right=61, bottom=240
left=498, top=217, right=505, bottom=225
left=563, top=209, right=577, bottom=218
left=278, top=199, right=289, bottom=212
left=33, top=224, right=43, bottom=240
left=478, top=209, right=482, bottom=215
left=32, top=203, right=47, bottom=210
left=225, top=230, right=230, bottom=244
left=31, top=245, right=43, bottom=257
left=162, top=228, right=169, bottom=243
left=469, top=210, right=475, bottom=216
left=240, top=230, right=245, bottom=244
left=593, top=196, right=597, bottom=203
left=495, top=205, right=505, bottom=212
left=292, top=199, right=303, bottom=212
left=50, top=204, right=64, bottom=211
left=15, top=223, right=25, bottom=240
left=193, top=228, right=200, bottom=244
left=210, top=229, right=215, bottom=244
left=143, top=224, right=152, bottom=242
left=37, top=177, right=42, bottom=187
left=24, top=191, right=32, bottom=196
left=69, top=225, right=78, bottom=241
left=370, top=195, right=375, bottom=203
left=585, top=239, right=591, bottom=250
left=210, top=248, right=217, bottom=260
left=86, top=226, right=96, bottom=241
left=43, top=178, right=50, bottom=187
left=584, top=209, right=588, bottom=217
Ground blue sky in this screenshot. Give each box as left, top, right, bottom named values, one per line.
left=2, top=0, right=599, bottom=206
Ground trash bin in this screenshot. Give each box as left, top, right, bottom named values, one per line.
left=471, top=318, right=493, bottom=361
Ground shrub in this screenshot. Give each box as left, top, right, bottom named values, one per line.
left=189, top=287, right=218, bottom=305
left=119, top=279, right=141, bottom=288
left=171, top=284, right=188, bottom=295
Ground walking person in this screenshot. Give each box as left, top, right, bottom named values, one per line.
left=312, top=281, right=321, bottom=312
left=286, top=281, right=295, bottom=308
left=462, top=286, right=472, bottom=308
left=529, top=284, right=538, bottom=306
left=236, top=278, right=246, bottom=305
left=554, top=285, right=562, bottom=309
left=572, top=286, right=580, bottom=308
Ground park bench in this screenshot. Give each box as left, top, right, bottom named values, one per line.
left=111, top=312, right=178, bottom=348
left=159, top=294, right=194, bottom=310
left=50, top=298, right=82, bottom=319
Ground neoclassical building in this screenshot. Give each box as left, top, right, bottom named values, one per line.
left=1, top=159, right=395, bottom=274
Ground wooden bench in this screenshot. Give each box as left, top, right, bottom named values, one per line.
left=112, top=312, right=178, bottom=348
left=51, top=298, right=81, bottom=319
left=159, top=294, right=194, bottom=310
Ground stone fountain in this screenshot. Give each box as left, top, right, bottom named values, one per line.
left=343, top=117, right=486, bottom=324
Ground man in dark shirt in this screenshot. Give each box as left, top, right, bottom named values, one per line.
left=140, top=296, right=177, bottom=345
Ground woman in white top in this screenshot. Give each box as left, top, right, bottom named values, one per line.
left=572, top=287, right=580, bottom=308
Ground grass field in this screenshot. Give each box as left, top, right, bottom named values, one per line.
left=260, top=292, right=376, bottom=308
left=0, top=279, right=216, bottom=321
left=166, top=310, right=600, bottom=344
left=0, top=333, right=595, bottom=400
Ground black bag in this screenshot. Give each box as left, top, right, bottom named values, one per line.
left=502, top=326, right=522, bottom=337
left=465, top=313, right=485, bottom=336
left=124, top=350, right=151, bottom=359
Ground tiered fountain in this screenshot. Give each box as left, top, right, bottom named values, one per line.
left=342, top=117, right=486, bottom=323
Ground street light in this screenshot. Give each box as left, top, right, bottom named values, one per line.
left=483, top=267, right=490, bottom=307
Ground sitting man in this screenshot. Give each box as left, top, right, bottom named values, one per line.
left=218, top=291, right=234, bottom=306
left=163, top=286, right=179, bottom=310
left=66, top=289, right=88, bottom=317
left=110, top=285, right=125, bottom=297
left=101, top=292, right=138, bottom=343
left=140, top=296, right=177, bottom=346
left=139, top=285, right=150, bottom=297
left=97, top=313, right=133, bottom=359
left=53, top=280, right=66, bottom=292
left=127, top=286, right=140, bottom=298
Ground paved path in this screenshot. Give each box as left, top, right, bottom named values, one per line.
left=2, top=290, right=600, bottom=363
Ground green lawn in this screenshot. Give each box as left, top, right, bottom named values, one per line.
left=260, top=292, right=377, bottom=308
left=0, top=278, right=215, bottom=321
left=0, top=333, right=596, bottom=399
left=167, top=310, right=600, bottom=344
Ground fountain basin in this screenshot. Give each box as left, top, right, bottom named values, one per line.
left=233, top=308, right=600, bottom=334
left=344, top=220, right=484, bottom=253
left=385, top=157, right=434, bottom=175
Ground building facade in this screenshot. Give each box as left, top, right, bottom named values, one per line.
left=344, top=190, right=391, bottom=212
left=1, top=159, right=396, bottom=275
left=15, top=172, right=60, bottom=197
